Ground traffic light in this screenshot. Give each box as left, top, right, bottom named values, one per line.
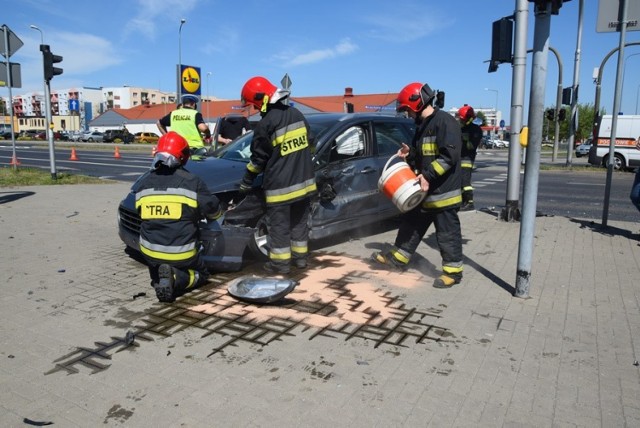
left=545, top=109, right=555, bottom=121
left=40, top=44, right=63, bottom=82
left=558, top=108, right=566, bottom=121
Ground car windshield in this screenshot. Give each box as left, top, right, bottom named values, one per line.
left=213, top=115, right=335, bottom=162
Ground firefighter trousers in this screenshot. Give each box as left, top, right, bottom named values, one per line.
left=145, top=251, right=209, bottom=298
left=461, top=159, right=474, bottom=204
left=393, top=207, right=463, bottom=278
left=266, top=198, right=311, bottom=269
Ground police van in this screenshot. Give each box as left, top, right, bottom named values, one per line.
left=588, top=114, right=640, bottom=170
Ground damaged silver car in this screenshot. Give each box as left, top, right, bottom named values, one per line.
left=118, top=112, right=415, bottom=271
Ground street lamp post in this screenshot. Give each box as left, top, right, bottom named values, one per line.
left=177, top=18, right=186, bottom=105
left=484, top=88, right=499, bottom=136
left=206, top=71, right=212, bottom=120
left=622, top=52, right=640, bottom=112
left=30, top=24, right=57, bottom=180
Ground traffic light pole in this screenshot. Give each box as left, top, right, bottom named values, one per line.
left=515, top=1, right=553, bottom=299
left=44, top=78, right=57, bottom=180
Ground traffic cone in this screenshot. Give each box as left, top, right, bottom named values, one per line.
left=70, top=147, right=79, bottom=161
left=114, top=146, right=121, bottom=159
left=151, top=145, right=157, bottom=157
left=9, top=154, right=21, bottom=166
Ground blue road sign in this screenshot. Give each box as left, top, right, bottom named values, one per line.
left=69, top=99, right=79, bottom=111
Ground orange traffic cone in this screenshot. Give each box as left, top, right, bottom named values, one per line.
left=114, top=146, right=121, bottom=159
left=70, top=147, right=79, bottom=161
left=9, top=154, right=21, bottom=166
left=151, top=145, right=157, bottom=157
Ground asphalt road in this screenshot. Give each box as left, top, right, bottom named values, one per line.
left=1, top=142, right=638, bottom=223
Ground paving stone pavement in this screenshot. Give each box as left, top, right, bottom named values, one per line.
left=0, top=183, right=639, bottom=427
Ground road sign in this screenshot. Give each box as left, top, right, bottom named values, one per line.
left=281, top=73, right=292, bottom=89
left=69, top=99, right=79, bottom=112
left=597, top=0, right=640, bottom=33
left=500, top=119, right=505, bottom=128
left=0, top=25, right=24, bottom=58
left=0, top=62, right=21, bottom=88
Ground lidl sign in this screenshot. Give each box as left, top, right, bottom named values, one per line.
left=181, top=65, right=201, bottom=95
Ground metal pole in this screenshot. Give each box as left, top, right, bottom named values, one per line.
left=206, top=71, right=211, bottom=121
left=515, top=1, right=552, bottom=299
left=566, top=0, right=583, bottom=167
left=592, top=42, right=640, bottom=143
left=636, top=84, right=640, bottom=114
left=30, top=25, right=56, bottom=179
left=501, top=0, right=529, bottom=223
left=43, top=78, right=56, bottom=179
left=621, top=52, right=640, bottom=107
left=602, top=0, right=629, bottom=227
left=3, top=25, right=18, bottom=170
left=549, top=46, right=563, bottom=163
left=484, top=88, right=499, bottom=136
left=177, top=18, right=186, bottom=105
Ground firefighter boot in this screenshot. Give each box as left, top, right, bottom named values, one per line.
left=155, top=264, right=176, bottom=303
left=432, top=274, right=462, bottom=289
left=263, top=262, right=291, bottom=275
left=370, top=251, right=407, bottom=271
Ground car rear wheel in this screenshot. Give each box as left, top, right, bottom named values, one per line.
left=248, top=215, right=269, bottom=260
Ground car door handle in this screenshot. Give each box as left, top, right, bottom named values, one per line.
left=359, top=167, right=376, bottom=174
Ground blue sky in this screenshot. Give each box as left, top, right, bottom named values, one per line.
left=4, top=0, right=640, bottom=123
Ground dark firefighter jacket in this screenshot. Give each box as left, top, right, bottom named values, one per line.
left=133, top=166, right=221, bottom=263
left=460, top=122, right=483, bottom=164
left=409, top=108, right=463, bottom=211
left=245, top=103, right=317, bottom=206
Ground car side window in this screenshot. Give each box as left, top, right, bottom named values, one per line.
left=330, top=126, right=365, bottom=162
left=375, top=122, right=410, bottom=156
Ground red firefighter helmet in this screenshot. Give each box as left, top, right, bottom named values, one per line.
left=396, top=82, right=435, bottom=114
left=157, top=131, right=190, bottom=165
left=458, top=104, right=476, bottom=124
left=241, top=76, right=278, bottom=111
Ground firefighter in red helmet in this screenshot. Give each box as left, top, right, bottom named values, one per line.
left=457, top=104, right=483, bottom=211
left=238, top=76, right=317, bottom=274
left=133, top=131, right=222, bottom=302
left=371, top=82, right=464, bottom=289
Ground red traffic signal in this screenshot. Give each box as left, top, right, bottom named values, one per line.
left=40, top=44, right=63, bottom=82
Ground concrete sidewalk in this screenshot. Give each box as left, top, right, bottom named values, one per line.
left=0, top=183, right=639, bottom=427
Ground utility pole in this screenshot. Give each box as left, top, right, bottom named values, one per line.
left=500, top=0, right=528, bottom=222
left=566, top=0, right=584, bottom=166
left=515, top=0, right=568, bottom=299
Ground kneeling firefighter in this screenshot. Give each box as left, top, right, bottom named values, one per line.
left=133, top=131, right=222, bottom=302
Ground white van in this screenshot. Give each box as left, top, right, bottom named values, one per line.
left=588, top=114, right=640, bottom=170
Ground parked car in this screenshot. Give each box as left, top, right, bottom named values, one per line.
left=118, top=112, right=416, bottom=271
left=574, top=140, right=592, bottom=157
left=493, top=139, right=509, bottom=148
left=68, top=131, right=84, bottom=142
left=103, top=129, right=125, bottom=143
left=133, top=132, right=160, bottom=144
left=82, top=131, right=104, bottom=142
left=20, top=130, right=45, bottom=139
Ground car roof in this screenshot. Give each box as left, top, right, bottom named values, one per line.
left=305, top=112, right=408, bottom=124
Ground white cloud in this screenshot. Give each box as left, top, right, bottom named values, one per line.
left=124, top=0, right=200, bottom=40
left=283, top=39, right=358, bottom=67
left=361, top=5, right=452, bottom=43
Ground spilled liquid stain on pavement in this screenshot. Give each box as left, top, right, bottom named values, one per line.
left=46, top=252, right=453, bottom=375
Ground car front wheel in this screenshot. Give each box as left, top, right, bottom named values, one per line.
left=603, top=153, right=625, bottom=170
left=248, top=215, right=269, bottom=260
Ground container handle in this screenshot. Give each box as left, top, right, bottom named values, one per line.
left=382, top=154, right=401, bottom=174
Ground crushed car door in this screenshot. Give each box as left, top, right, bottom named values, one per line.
left=312, top=123, right=380, bottom=233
